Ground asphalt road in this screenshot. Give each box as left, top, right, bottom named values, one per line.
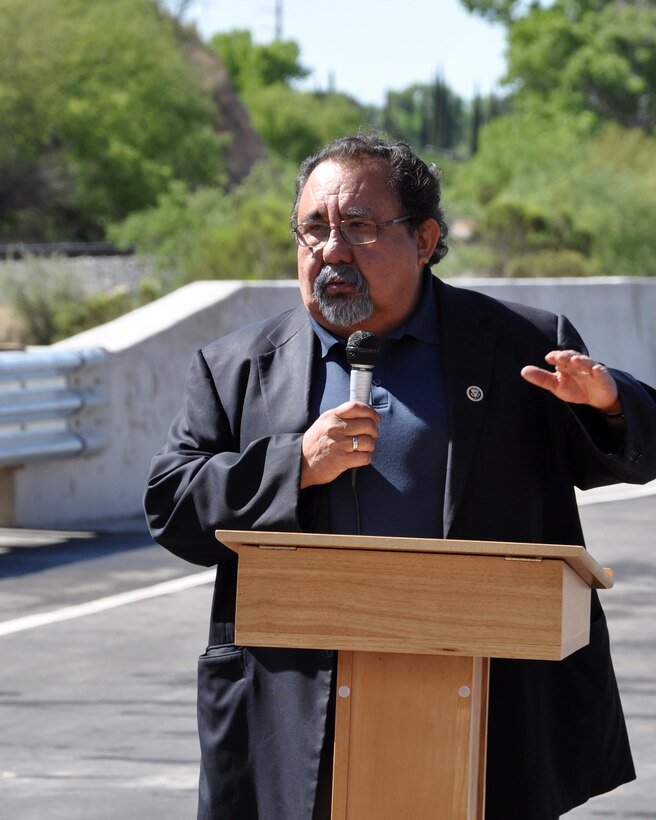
left=1, top=489, right=655, bottom=819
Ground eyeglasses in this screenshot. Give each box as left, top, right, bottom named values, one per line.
left=293, top=215, right=415, bottom=248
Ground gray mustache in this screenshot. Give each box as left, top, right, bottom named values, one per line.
left=315, top=265, right=368, bottom=295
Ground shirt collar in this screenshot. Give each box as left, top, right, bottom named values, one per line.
left=388, top=268, right=440, bottom=345
left=309, top=268, right=440, bottom=359
left=309, top=316, right=344, bottom=359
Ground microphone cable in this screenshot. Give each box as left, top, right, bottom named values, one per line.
left=351, top=468, right=362, bottom=535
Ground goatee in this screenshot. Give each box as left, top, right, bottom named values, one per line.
left=313, top=264, right=374, bottom=328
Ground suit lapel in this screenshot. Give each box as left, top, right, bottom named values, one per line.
left=437, top=280, right=497, bottom=537
left=257, top=307, right=315, bottom=435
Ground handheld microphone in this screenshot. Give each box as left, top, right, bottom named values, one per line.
left=346, top=330, right=381, bottom=404
left=345, top=331, right=380, bottom=534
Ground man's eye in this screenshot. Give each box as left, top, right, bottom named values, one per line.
left=346, top=220, right=370, bottom=230
left=302, top=222, right=328, bottom=235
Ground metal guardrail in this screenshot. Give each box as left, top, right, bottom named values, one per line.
left=0, top=242, right=134, bottom=259
left=0, top=348, right=108, bottom=467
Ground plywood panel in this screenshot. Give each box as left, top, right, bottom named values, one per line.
left=217, top=529, right=614, bottom=589
left=234, top=547, right=590, bottom=660
left=332, top=652, right=488, bottom=820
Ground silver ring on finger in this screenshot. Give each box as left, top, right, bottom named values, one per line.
left=352, top=436, right=359, bottom=452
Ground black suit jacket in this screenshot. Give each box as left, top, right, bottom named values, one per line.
left=145, top=276, right=656, bottom=820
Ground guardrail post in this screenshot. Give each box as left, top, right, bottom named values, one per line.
left=0, top=467, right=16, bottom=527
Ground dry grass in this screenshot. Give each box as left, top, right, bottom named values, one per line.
left=0, top=304, right=26, bottom=348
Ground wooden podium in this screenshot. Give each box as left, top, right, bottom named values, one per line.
left=217, top=529, right=613, bottom=820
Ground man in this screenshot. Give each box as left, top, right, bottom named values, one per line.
left=144, top=134, right=656, bottom=820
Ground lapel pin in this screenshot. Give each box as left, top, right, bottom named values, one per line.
left=466, top=385, right=484, bottom=402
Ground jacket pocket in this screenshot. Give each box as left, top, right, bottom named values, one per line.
left=199, top=643, right=246, bottom=678
left=197, top=643, right=248, bottom=755
left=197, top=644, right=256, bottom=817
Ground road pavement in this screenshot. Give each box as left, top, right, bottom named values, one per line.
left=1, top=488, right=654, bottom=819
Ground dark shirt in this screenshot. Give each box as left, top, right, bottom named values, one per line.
left=308, top=272, right=448, bottom=538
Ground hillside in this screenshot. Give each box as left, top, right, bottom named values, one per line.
left=176, top=24, right=266, bottom=184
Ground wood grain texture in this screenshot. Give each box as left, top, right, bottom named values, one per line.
left=217, top=530, right=614, bottom=589
left=234, top=547, right=590, bottom=660
left=332, top=652, right=488, bottom=820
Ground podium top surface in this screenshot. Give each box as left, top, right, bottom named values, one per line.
left=215, top=529, right=614, bottom=590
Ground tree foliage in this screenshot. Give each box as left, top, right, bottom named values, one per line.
left=461, top=0, right=623, bottom=25
left=506, top=1, right=656, bottom=132
left=209, top=30, right=365, bottom=164
left=450, top=106, right=656, bottom=276
left=110, top=160, right=299, bottom=284
left=0, top=0, right=223, bottom=240
left=460, top=0, right=525, bottom=24
left=373, top=80, right=506, bottom=158
left=380, top=81, right=465, bottom=152
left=450, top=0, right=656, bottom=277
left=210, top=29, right=309, bottom=94
left=246, top=85, right=367, bottom=164
left=463, top=0, right=656, bottom=133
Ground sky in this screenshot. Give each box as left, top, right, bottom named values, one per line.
left=185, top=0, right=508, bottom=106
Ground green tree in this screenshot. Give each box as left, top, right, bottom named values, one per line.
left=209, top=30, right=365, bottom=163
left=381, top=85, right=427, bottom=147
left=380, top=81, right=466, bottom=152
left=244, top=84, right=366, bottom=164
left=459, top=0, right=522, bottom=24
left=571, top=124, right=656, bottom=276
left=451, top=0, right=656, bottom=277
left=378, top=80, right=504, bottom=158
left=110, top=160, right=299, bottom=283
left=210, top=29, right=308, bottom=94
left=506, top=1, right=656, bottom=132
left=450, top=106, right=656, bottom=276
left=430, top=77, right=465, bottom=151
left=0, top=0, right=223, bottom=240
left=463, top=0, right=656, bottom=133
left=469, top=95, right=484, bottom=155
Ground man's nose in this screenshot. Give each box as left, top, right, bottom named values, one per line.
left=321, top=225, right=353, bottom=263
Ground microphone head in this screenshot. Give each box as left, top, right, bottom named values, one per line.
left=346, top=330, right=381, bottom=367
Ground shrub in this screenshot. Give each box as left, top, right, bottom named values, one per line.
left=503, top=249, right=602, bottom=278
left=110, top=159, right=299, bottom=284
left=1, top=254, right=155, bottom=345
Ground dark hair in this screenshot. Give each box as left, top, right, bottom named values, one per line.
left=291, top=133, right=448, bottom=266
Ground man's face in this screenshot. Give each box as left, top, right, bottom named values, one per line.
left=295, top=159, right=438, bottom=338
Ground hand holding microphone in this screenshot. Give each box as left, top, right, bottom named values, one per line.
left=300, top=331, right=381, bottom=489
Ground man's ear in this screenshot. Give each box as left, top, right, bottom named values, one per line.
left=416, top=218, right=440, bottom=265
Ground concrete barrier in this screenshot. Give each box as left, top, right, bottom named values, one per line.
left=465, top=277, right=656, bottom=386
left=5, top=276, right=655, bottom=530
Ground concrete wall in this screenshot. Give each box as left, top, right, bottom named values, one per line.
left=9, top=276, right=656, bottom=530
left=11, top=281, right=302, bottom=530
left=463, top=277, right=656, bottom=386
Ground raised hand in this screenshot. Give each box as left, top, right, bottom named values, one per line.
left=521, top=350, right=621, bottom=414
